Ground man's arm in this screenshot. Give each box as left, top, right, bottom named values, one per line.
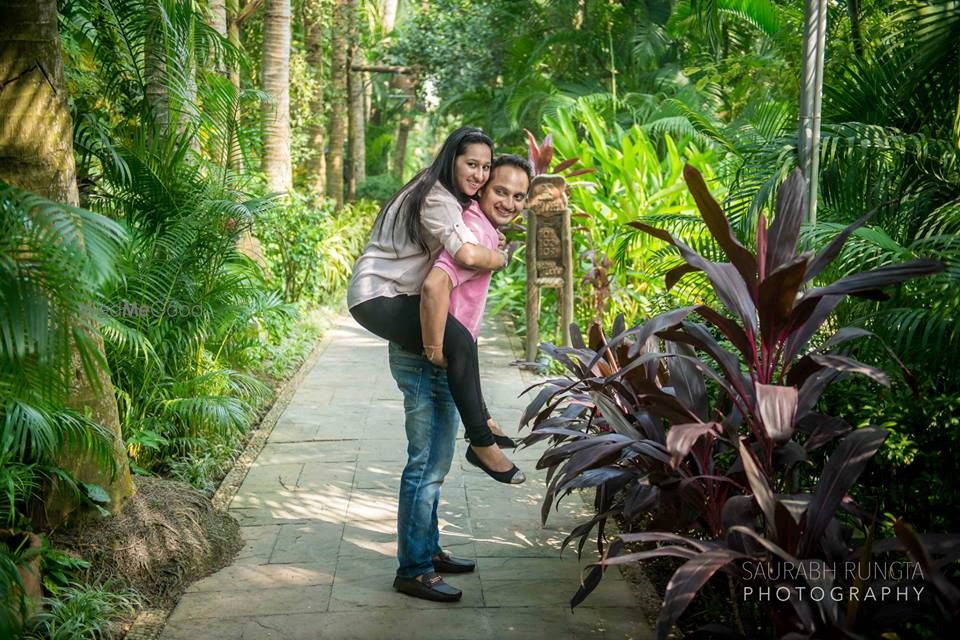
left=421, top=267, right=454, bottom=367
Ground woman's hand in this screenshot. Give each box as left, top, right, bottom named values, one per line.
left=423, top=344, right=448, bottom=368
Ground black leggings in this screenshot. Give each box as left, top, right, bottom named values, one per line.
left=350, top=295, right=495, bottom=447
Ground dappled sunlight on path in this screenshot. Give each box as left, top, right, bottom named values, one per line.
left=159, top=314, right=650, bottom=639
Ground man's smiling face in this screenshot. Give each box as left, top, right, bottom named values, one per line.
left=478, top=165, right=529, bottom=227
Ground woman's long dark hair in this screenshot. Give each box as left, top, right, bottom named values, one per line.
left=372, top=126, right=494, bottom=253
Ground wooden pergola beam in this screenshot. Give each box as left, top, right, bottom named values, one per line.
left=351, top=64, right=410, bottom=74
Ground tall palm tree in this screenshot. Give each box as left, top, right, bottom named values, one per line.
left=0, top=0, right=135, bottom=523
left=348, top=2, right=366, bottom=199
left=227, top=0, right=245, bottom=172
left=261, top=0, right=292, bottom=193
left=306, top=0, right=327, bottom=196
left=326, top=0, right=350, bottom=205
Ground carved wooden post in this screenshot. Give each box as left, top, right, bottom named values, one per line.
left=525, top=175, right=574, bottom=363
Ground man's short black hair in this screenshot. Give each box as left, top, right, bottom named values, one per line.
left=491, top=154, right=533, bottom=182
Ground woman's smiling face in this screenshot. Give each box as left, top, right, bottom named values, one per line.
left=453, top=143, right=492, bottom=197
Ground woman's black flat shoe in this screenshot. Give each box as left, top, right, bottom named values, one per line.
left=465, top=434, right=518, bottom=448
left=465, top=446, right=525, bottom=485
left=494, top=434, right=517, bottom=448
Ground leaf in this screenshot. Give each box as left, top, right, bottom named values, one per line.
left=894, top=520, right=960, bottom=617
left=591, top=392, right=644, bottom=439
left=82, top=482, right=110, bottom=504
left=721, top=495, right=758, bottom=533
left=737, top=439, right=777, bottom=538
left=664, top=340, right=709, bottom=421
left=683, top=165, right=758, bottom=294
left=659, top=324, right=744, bottom=405
left=521, top=384, right=565, bottom=427
left=797, top=413, right=853, bottom=451
left=595, top=546, right=699, bottom=566
left=665, top=264, right=701, bottom=290
left=557, top=466, right=633, bottom=493
left=537, top=434, right=626, bottom=470
left=694, top=306, right=754, bottom=362
left=757, top=254, right=809, bottom=350
left=781, top=295, right=844, bottom=366
left=523, top=128, right=540, bottom=169
left=623, top=483, right=658, bottom=520
left=803, top=210, right=874, bottom=284
left=570, top=539, right=623, bottom=608
left=802, top=427, right=888, bottom=556
left=809, top=354, right=891, bottom=387
left=800, top=259, right=946, bottom=302
left=765, top=168, right=806, bottom=274
left=604, top=305, right=696, bottom=361
left=666, top=423, right=722, bottom=469
left=755, top=383, right=798, bottom=444
left=553, top=157, right=580, bottom=173
left=655, top=548, right=745, bottom=640
left=796, top=368, right=842, bottom=419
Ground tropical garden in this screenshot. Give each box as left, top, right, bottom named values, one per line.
left=1, top=0, right=958, bottom=637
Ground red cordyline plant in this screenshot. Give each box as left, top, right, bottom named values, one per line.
left=520, top=166, right=958, bottom=638
left=523, top=129, right=595, bottom=178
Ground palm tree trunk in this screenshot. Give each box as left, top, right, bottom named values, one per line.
left=0, top=0, right=135, bottom=522
left=347, top=6, right=366, bottom=200
left=382, top=0, right=398, bottom=33
left=799, top=0, right=827, bottom=223
left=392, top=72, right=416, bottom=180
left=208, top=0, right=228, bottom=40
left=326, top=0, right=350, bottom=206
left=305, top=0, right=327, bottom=196
left=145, top=2, right=169, bottom=134
left=227, top=0, right=245, bottom=172
left=261, top=0, right=292, bottom=193
left=847, top=0, right=863, bottom=59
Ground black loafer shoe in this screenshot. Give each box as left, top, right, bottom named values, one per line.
left=432, top=551, right=476, bottom=574
left=393, top=572, right=462, bottom=602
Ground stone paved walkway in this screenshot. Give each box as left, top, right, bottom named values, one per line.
left=159, top=314, right=651, bottom=639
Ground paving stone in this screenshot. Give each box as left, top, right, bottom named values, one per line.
left=256, top=441, right=359, bottom=465
left=269, top=522, right=344, bottom=564
left=478, top=607, right=651, bottom=638
left=166, top=584, right=331, bottom=621
left=186, top=562, right=335, bottom=593
left=233, top=525, right=280, bottom=566
left=160, top=617, right=247, bottom=639
left=229, top=486, right=351, bottom=525
left=480, top=575, right=637, bottom=609
left=295, top=461, right=358, bottom=488
left=239, top=463, right=304, bottom=491
left=233, top=610, right=492, bottom=640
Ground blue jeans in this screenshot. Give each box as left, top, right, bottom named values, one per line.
left=388, top=342, right=459, bottom=578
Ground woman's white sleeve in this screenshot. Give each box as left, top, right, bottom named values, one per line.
left=421, top=192, right=479, bottom=256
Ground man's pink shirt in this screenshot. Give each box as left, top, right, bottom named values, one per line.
left=431, top=200, right=498, bottom=340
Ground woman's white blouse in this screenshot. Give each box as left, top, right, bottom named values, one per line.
left=347, top=180, right=479, bottom=308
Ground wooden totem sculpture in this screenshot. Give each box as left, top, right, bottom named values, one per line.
left=525, top=174, right=574, bottom=363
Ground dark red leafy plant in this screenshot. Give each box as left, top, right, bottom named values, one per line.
left=523, top=128, right=595, bottom=178
left=520, top=166, right=957, bottom=638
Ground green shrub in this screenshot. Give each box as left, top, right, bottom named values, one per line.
left=357, top=175, right=403, bottom=203
left=823, top=380, right=960, bottom=534
left=258, top=194, right=378, bottom=304
left=25, top=582, right=139, bottom=640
